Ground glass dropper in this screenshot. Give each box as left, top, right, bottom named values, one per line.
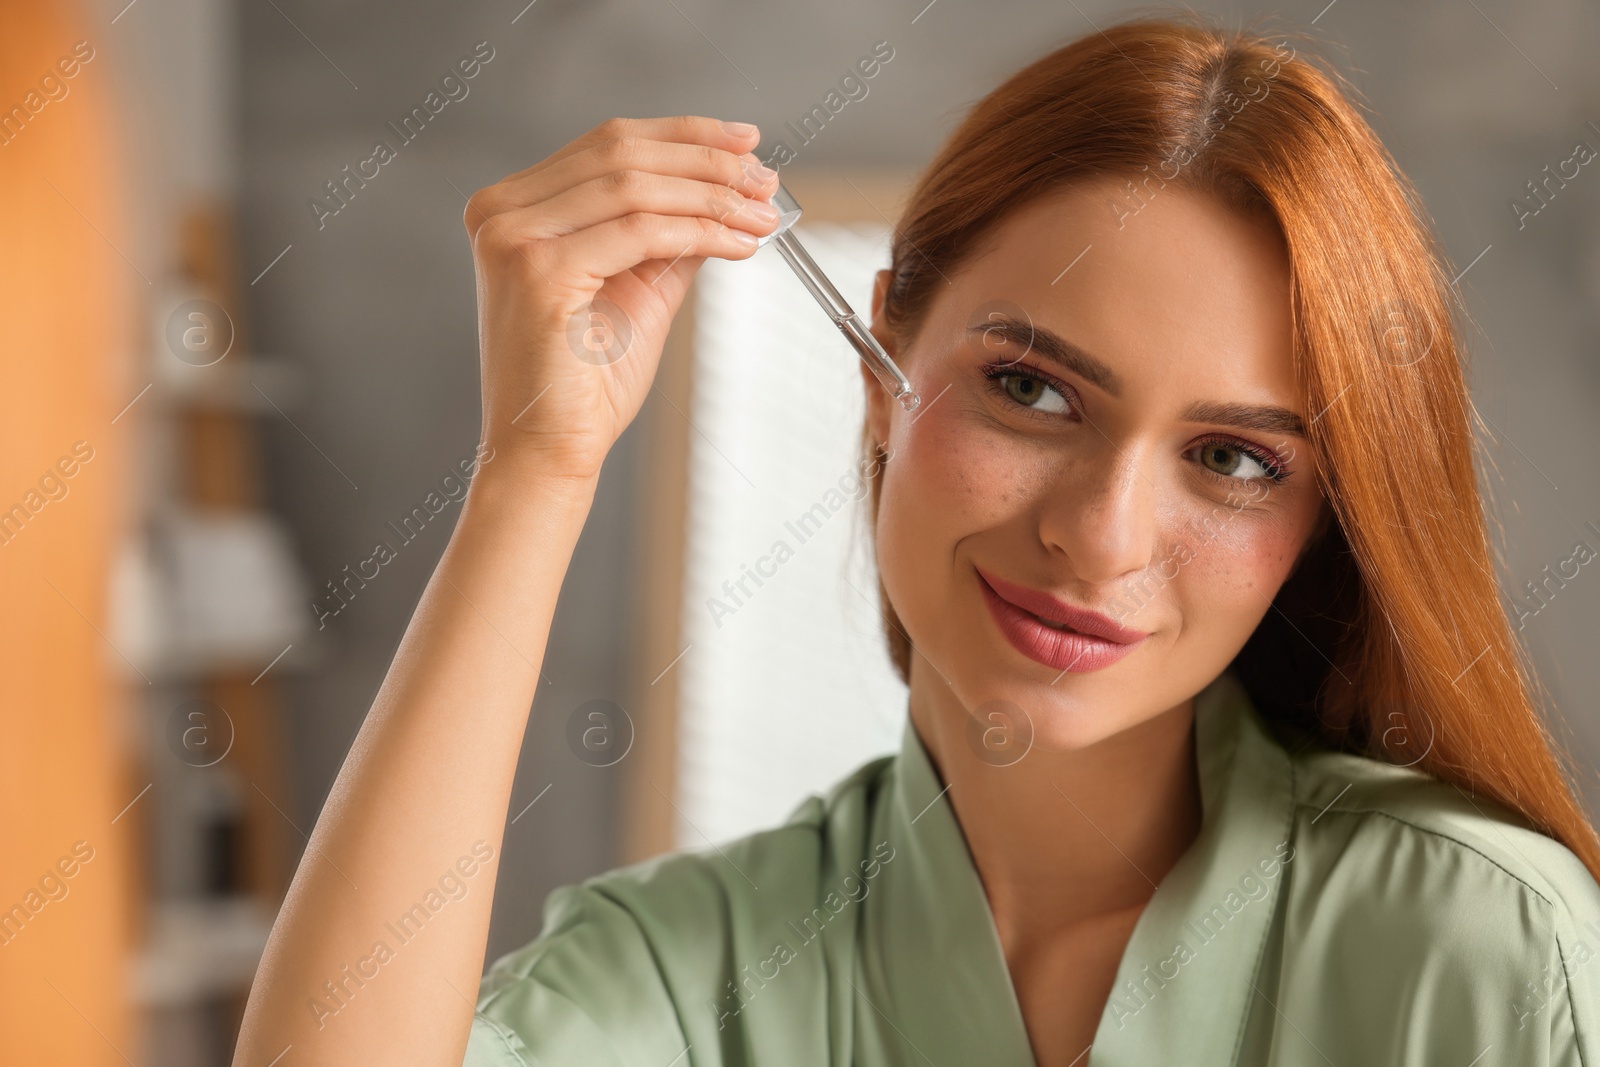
left=755, top=183, right=922, bottom=413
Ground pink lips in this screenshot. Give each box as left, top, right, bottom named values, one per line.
left=974, top=565, right=1149, bottom=673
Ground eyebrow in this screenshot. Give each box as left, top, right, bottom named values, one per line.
left=968, top=317, right=1123, bottom=396
left=1181, top=400, right=1306, bottom=439
left=966, top=315, right=1307, bottom=439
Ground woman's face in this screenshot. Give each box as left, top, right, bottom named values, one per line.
left=864, top=175, right=1328, bottom=753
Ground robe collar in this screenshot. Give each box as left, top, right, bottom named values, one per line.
left=863, top=669, right=1295, bottom=1066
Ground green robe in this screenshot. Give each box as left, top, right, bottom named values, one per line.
left=464, top=670, right=1600, bottom=1065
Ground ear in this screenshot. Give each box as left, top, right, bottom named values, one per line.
left=860, top=268, right=897, bottom=448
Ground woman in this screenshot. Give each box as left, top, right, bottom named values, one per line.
left=233, top=14, right=1600, bottom=1067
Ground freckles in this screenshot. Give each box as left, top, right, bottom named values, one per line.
left=945, top=436, right=1046, bottom=517
left=1223, top=521, right=1303, bottom=592
left=1168, top=503, right=1303, bottom=599
left=943, top=449, right=991, bottom=501
left=900, top=406, right=1002, bottom=509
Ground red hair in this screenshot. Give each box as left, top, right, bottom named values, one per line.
left=864, top=11, right=1600, bottom=881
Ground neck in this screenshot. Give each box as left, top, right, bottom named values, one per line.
left=907, top=677, right=1203, bottom=943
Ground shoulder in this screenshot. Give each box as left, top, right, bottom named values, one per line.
left=1287, top=743, right=1600, bottom=922
left=467, top=749, right=896, bottom=1065
left=574, top=746, right=896, bottom=935
left=1279, top=742, right=1600, bottom=1054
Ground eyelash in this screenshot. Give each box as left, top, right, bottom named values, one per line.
left=1193, top=434, right=1290, bottom=484
left=978, top=359, right=1292, bottom=485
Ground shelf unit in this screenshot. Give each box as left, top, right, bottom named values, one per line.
left=110, top=201, right=313, bottom=1066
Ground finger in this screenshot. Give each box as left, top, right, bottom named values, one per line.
left=533, top=141, right=779, bottom=210
left=476, top=208, right=763, bottom=285
left=490, top=170, right=781, bottom=247
left=468, top=136, right=777, bottom=239
left=503, top=114, right=760, bottom=187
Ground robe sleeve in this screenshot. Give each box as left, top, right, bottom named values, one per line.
left=462, top=882, right=691, bottom=1067
left=1540, top=848, right=1600, bottom=1067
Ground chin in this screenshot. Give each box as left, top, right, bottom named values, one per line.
left=955, top=668, right=1143, bottom=762
left=1026, top=711, right=1136, bottom=756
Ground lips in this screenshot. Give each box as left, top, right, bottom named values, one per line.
left=974, top=565, right=1149, bottom=673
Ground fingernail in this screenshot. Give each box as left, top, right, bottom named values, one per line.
left=721, top=120, right=758, bottom=136
left=731, top=229, right=760, bottom=247
left=742, top=159, right=778, bottom=186
left=743, top=199, right=781, bottom=223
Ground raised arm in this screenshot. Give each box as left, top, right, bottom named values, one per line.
left=231, top=115, right=779, bottom=1067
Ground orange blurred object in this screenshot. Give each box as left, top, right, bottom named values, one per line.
left=0, top=1, right=138, bottom=1064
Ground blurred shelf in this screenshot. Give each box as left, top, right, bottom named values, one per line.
left=154, top=353, right=306, bottom=412
left=129, top=895, right=275, bottom=1008
left=110, top=508, right=317, bottom=684
left=125, top=638, right=325, bottom=686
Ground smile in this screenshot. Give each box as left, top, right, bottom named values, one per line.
left=973, top=566, right=1149, bottom=673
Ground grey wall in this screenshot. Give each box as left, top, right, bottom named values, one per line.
left=237, top=0, right=1600, bottom=962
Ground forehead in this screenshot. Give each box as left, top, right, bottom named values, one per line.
left=941, top=176, right=1297, bottom=398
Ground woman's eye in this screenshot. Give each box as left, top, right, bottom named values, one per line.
left=997, top=372, right=1072, bottom=415
left=1197, top=441, right=1281, bottom=481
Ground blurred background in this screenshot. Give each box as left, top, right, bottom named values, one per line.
left=1, top=0, right=1597, bottom=1063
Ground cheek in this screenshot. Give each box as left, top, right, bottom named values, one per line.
left=879, top=401, right=1037, bottom=548
left=875, top=402, right=1034, bottom=622
left=1166, top=500, right=1308, bottom=636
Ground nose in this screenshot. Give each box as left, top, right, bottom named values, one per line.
left=1036, top=439, right=1159, bottom=587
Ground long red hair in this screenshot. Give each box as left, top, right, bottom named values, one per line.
left=863, top=11, right=1600, bottom=881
